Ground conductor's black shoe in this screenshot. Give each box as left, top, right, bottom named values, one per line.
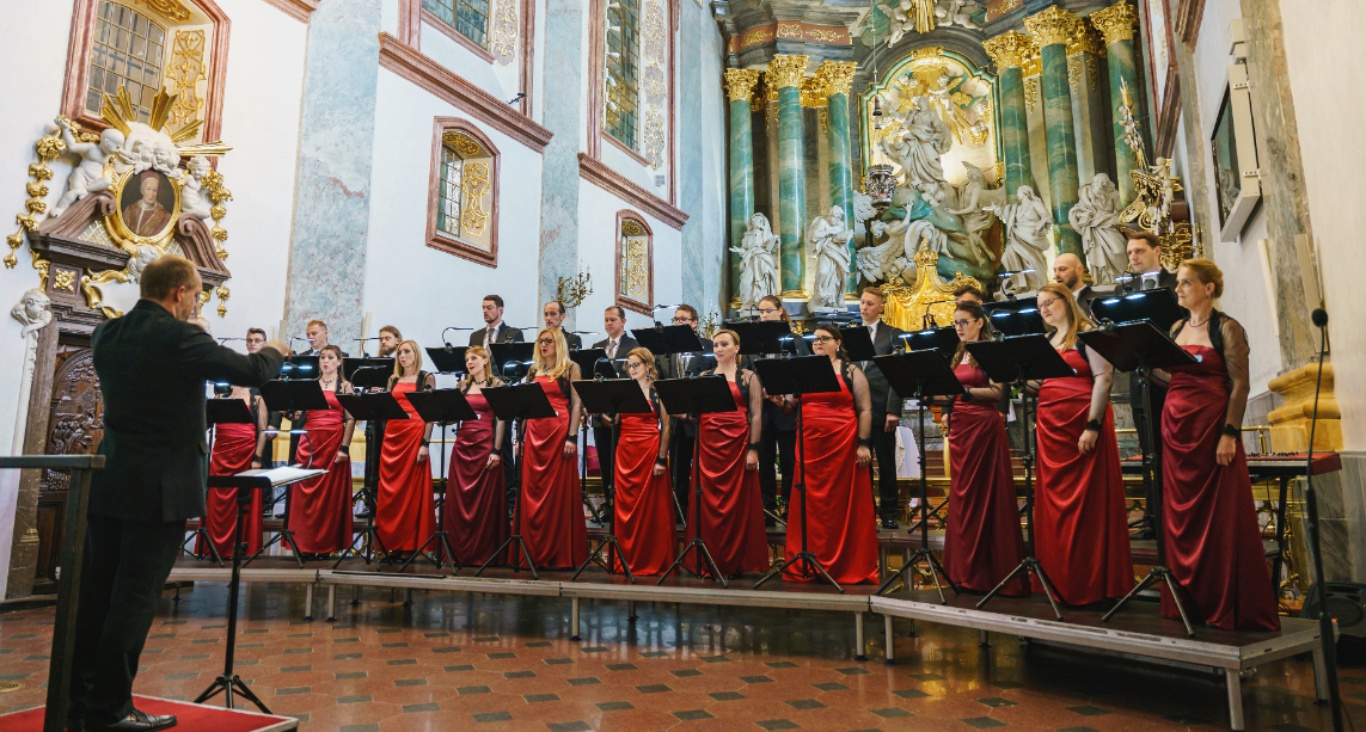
left=880, top=518, right=899, bottom=530
left=90, top=709, right=177, bottom=731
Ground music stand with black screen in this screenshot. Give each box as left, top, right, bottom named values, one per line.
left=983, top=298, right=1046, bottom=337
left=426, top=346, right=470, bottom=375
left=896, top=326, right=960, bottom=360
left=477, top=383, right=558, bottom=579
left=965, top=334, right=1074, bottom=619
left=570, top=378, right=653, bottom=583
left=190, top=398, right=255, bottom=565
left=1079, top=321, right=1199, bottom=636
left=332, top=391, right=411, bottom=567
left=751, top=356, right=845, bottom=592
left=838, top=326, right=878, bottom=363
left=280, top=355, right=320, bottom=381
left=725, top=321, right=795, bottom=356
left=397, top=388, right=478, bottom=573
left=343, top=360, right=395, bottom=523
left=652, top=376, right=738, bottom=587
left=631, top=325, right=705, bottom=365
left=253, top=380, right=329, bottom=567
left=343, top=357, right=393, bottom=384
left=1090, top=287, right=1184, bottom=332
left=490, top=342, right=536, bottom=383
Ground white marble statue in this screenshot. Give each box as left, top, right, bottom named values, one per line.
left=10, top=288, right=52, bottom=456
left=730, top=212, right=780, bottom=310
left=11, top=288, right=52, bottom=338
left=988, top=185, right=1051, bottom=292
left=180, top=155, right=213, bottom=220
left=859, top=219, right=943, bottom=284
left=944, top=162, right=1004, bottom=265
left=889, top=97, right=953, bottom=190
left=808, top=206, right=853, bottom=310
left=1068, top=173, right=1128, bottom=286
left=127, top=244, right=162, bottom=283
left=50, top=119, right=124, bottom=218
left=936, top=0, right=983, bottom=30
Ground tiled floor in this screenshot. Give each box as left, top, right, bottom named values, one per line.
left=0, top=581, right=1356, bottom=730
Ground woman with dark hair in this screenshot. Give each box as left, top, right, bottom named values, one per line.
left=517, top=327, right=588, bottom=569
left=603, top=347, right=676, bottom=574
left=939, top=303, right=1027, bottom=594
left=692, top=329, right=768, bottom=576
left=376, top=340, right=436, bottom=555
left=755, top=294, right=803, bottom=524
left=444, top=346, right=507, bottom=566
left=201, top=384, right=269, bottom=558
left=1157, top=259, right=1278, bottom=630
left=1033, top=284, right=1132, bottom=606
left=288, top=345, right=356, bottom=557
left=778, top=324, right=878, bottom=584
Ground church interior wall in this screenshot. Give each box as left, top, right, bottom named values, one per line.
left=676, top=0, right=726, bottom=310
left=418, top=21, right=519, bottom=104
left=575, top=182, right=681, bottom=327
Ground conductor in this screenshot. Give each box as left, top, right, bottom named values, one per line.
left=69, top=255, right=286, bottom=731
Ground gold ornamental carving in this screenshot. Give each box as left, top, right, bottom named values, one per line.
left=135, top=0, right=192, bottom=22
left=816, top=60, right=857, bottom=97
left=1066, top=18, right=1106, bottom=58
left=53, top=269, right=76, bottom=292
left=723, top=68, right=762, bottom=102
left=1024, top=6, right=1081, bottom=48
left=642, top=109, right=665, bottom=168
left=625, top=238, right=649, bottom=298
left=880, top=246, right=982, bottom=332
left=167, top=30, right=206, bottom=128
left=1023, top=76, right=1040, bottom=112
left=982, top=30, right=1035, bottom=70
left=767, top=55, right=809, bottom=90
left=1090, top=1, right=1140, bottom=45
left=490, top=0, right=520, bottom=63
left=799, top=76, right=827, bottom=108
left=459, top=161, right=490, bottom=236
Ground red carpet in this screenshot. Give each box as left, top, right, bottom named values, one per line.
left=0, top=695, right=297, bottom=732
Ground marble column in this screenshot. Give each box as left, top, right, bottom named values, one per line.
left=1090, top=2, right=1143, bottom=207
left=819, top=61, right=858, bottom=296
left=983, top=31, right=1036, bottom=196
left=724, top=68, right=762, bottom=307
left=769, top=54, right=808, bottom=297
left=538, top=0, right=587, bottom=307
left=1025, top=6, right=1083, bottom=256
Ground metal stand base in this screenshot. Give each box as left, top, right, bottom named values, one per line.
left=755, top=551, right=842, bottom=593
left=977, top=557, right=1063, bottom=621
left=1102, top=564, right=1196, bottom=637
left=659, top=537, right=728, bottom=588
left=477, top=534, right=539, bottom=580
left=877, top=547, right=952, bottom=601
left=573, top=534, right=635, bottom=583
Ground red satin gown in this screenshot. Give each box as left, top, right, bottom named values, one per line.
left=688, top=381, right=768, bottom=576
left=201, top=416, right=260, bottom=558
left=1161, top=346, right=1279, bottom=630
left=516, top=376, right=588, bottom=568
left=783, top=375, right=879, bottom=584
left=1034, top=348, right=1133, bottom=605
left=288, top=389, right=353, bottom=554
left=943, top=363, right=1028, bottom=595
left=376, top=381, right=435, bottom=552
left=612, top=402, right=676, bottom=575
left=444, top=392, right=506, bottom=566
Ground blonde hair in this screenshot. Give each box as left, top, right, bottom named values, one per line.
left=532, top=327, right=572, bottom=380
left=625, top=347, right=658, bottom=380
left=712, top=328, right=740, bottom=350
left=1178, top=258, right=1224, bottom=299
left=462, top=345, right=494, bottom=384
left=1038, top=283, right=1092, bottom=351
left=391, top=339, right=423, bottom=379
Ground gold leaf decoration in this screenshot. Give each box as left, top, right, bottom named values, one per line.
left=167, top=30, right=207, bottom=129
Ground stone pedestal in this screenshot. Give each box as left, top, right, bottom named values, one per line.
left=1267, top=360, right=1341, bottom=453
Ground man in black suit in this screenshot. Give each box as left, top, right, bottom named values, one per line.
left=543, top=300, right=583, bottom=350
left=589, top=306, right=639, bottom=508
left=468, top=294, right=524, bottom=348
left=657, top=304, right=712, bottom=514
left=1052, top=252, right=1097, bottom=317
left=855, top=288, right=907, bottom=529
left=71, top=256, right=284, bottom=731
left=1125, top=229, right=1177, bottom=538
left=300, top=319, right=347, bottom=357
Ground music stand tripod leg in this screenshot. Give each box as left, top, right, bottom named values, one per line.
left=477, top=432, right=540, bottom=581
left=658, top=408, right=726, bottom=587
left=572, top=409, right=636, bottom=583
left=879, top=399, right=955, bottom=600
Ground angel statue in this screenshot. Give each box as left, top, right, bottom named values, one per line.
left=987, top=185, right=1051, bottom=292
left=50, top=118, right=125, bottom=218
left=730, top=212, right=780, bottom=310
left=180, top=155, right=214, bottom=220
left=944, top=161, right=1005, bottom=266
left=808, top=207, right=853, bottom=310
left=887, top=96, right=953, bottom=190
left=1068, top=173, right=1128, bottom=285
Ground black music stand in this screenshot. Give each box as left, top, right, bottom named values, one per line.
left=1090, top=287, right=1184, bottom=332
left=725, top=321, right=794, bottom=356
left=196, top=468, right=323, bottom=712
left=652, top=376, right=737, bottom=587
left=189, top=398, right=254, bottom=565
left=632, top=324, right=705, bottom=359
left=398, top=388, right=478, bottom=573
left=477, top=383, right=557, bottom=579
left=280, top=355, right=320, bottom=381
left=426, top=346, right=470, bottom=375
left=252, top=380, right=329, bottom=567
left=490, top=343, right=536, bottom=381
left=332, top=391, right=410, bottom=567
left=966, top=334, right=1074, bottom=619
left=838, top=326, right=877, bottom=362
left=343, top=357, right=394, bottom=384
left=873, top=350, right=964, bottom=601
left=983, top=298, right=1046, bottom=336
left=752, top=356, right=845, bottom=591
left=896, top=326, right=960, bottom=359
left=571, top=379, right=653, bottom=582
left=1081, top=321, right=1199, bottom=636
left=570, top=349, right=619, bottom=524
left=345, top=362, right=394, bottom=520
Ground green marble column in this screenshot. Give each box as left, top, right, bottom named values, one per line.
left=770, top=54, right=808, bottom=297
left=983, top=32, right=1036, bottom=196
left=820, top=61, right=858, bottom=296
left=1026, top=6, right=1083, bottom=256
left=1091, top=1, right=1144, bottom=207
left=724, top=68, right=762, bottom=307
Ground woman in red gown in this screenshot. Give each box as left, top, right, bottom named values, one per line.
left=202, top=386, right=268, bottom=558
left=1157, top=260, right=1279, bottom=630
left=779, top=324, right=879, bottom=585
left=376, top=340, right=436, bottom=555
left=1033, top=284, right=1133, bottom=606
left=516, top=328, right=588, bottom=569
left=602, top=348, right=676, bottom=575
left=938, top=303, right=1028, bottom=594
left=445, top=346, right=507, bottom=566
left=690, top=330, right=768, bottom=576
left=289, top=345, right=355, bottom=557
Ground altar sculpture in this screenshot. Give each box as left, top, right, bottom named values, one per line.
left=808, top=207, right=854, bottom=310
left=1068, top=173, right=1128, bottom=285
left=730, top=212, right=780, bottom=310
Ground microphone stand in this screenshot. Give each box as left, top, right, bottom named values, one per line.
left=1304, top=308, right=1343, bottom=731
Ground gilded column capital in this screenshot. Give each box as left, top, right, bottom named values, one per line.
left=1024, top=5, right=1081, bottom=48
left=816, top=60, right=858, bottom=97
left=767, top=54, right=809, bottom=90
left=982, top=30, right=1036, bottom=69
left=1067, top=19, right=1106, bottom=57
left=1089, top=1, right=1140, bottom=45
left=723, top=68, right=763, bottom=102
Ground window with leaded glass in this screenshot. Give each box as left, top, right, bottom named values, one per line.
left=86, top=1, right=166, bottom=123
left=423, top=0, right=491, bottom=48
left=437, top=141, right=466, bottom=239
left=604, top=0, right=641, bottom=148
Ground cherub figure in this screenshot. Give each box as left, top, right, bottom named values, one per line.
left=180, top=155, right=213, bottom=220
left=50, top=118, right=124, bottom=218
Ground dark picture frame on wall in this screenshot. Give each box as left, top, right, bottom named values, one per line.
left=1212, top=62, right=1261, bottom=242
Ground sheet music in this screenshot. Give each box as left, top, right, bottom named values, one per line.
left=238, top=466, right=327, bottom=486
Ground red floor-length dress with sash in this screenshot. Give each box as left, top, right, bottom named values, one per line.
left=1161, top=345, right=1279, bottom=630
left=943, top=363, right=1028, bottom=595
left=376, top=381, right=435, bottom=552
left=202, top=415, right=261, bottom=558
left=288, top=389, right=353, bottom=554
left=444, top=391, right=506, bottom=566
left=783, top=375, right=879, bottom=584
left=612, top=402, right=676, bottom=575
left=689, top=380, right=768, bottom=576
left=516, top=375, right=588, bottom=568
left=1034, top=348, right=1133, bottom=605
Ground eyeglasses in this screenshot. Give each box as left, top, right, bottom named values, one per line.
left=952, top=319, right=977, bottom=328
left=537, top=338, right=555, bottom=345
left=672, top=317, right=694, bottom=324
left=1036, top=298, right=1061, bottom=310
left=626, top=361, right=643, bottom=370
left=812, top=335, right=836, bottom=344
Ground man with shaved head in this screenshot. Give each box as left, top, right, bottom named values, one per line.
left=1052, top=252, right=1096, bottom=316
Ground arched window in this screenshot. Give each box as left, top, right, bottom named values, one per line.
left=604, top=0, right=641, bottom=148
left=615, top=211, right=653, bottom=314
left=428, top=119, right=499, bottom=266
left=423, top=0, right=490, bottom=48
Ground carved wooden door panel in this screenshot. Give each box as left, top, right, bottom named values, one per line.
left=34, top=346, right=103, bottom=594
